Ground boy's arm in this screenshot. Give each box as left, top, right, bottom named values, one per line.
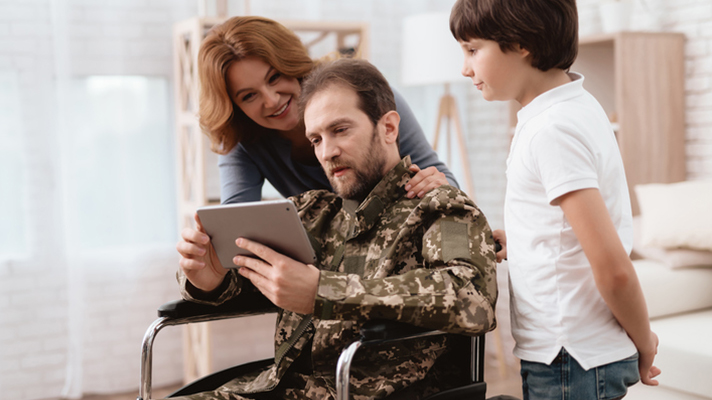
left=558, top=188, right=661, bottom=386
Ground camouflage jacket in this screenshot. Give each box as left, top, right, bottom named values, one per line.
left=176, top=157, right=498, bottom=400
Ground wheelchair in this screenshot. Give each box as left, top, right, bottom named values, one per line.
left=139, top=289, right=518, bottom=400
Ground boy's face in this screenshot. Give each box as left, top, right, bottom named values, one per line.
left=459, top=38, right=531, bottom=103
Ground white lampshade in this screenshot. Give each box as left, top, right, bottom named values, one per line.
left=401, top=12, right=465, bottom=86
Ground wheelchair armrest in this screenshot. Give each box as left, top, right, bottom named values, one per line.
left=141, top=292, right=278, bottom=400
left=337, top=321, right=456, bottom=400
left=359, top=319, right=440, bottom=342
left=157, top=291, right=278, bottom=320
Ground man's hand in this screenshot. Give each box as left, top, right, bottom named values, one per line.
left=640, top=331, right=662, bottom=386
left=176, top=213, right=229, bottom=292
left=406, top=164, right=448, bottom=198
left=233, top=237, right=320, bottom=315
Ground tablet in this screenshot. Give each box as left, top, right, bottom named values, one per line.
left=196, top=199, right=317, bottom=269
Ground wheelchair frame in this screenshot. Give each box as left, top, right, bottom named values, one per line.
left=139, top=296, right=496, bottom=400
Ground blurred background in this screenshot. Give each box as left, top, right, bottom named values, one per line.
left=1, top=0, right=710, bottom=399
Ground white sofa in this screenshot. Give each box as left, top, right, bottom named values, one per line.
left=626, top=260, right=712, bottom=399
left=626, top=181, right=712, bottom=399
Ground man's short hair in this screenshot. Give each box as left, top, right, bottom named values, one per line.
left=449, top=0, right=578, bottom=72
left=299, top=58, right=396, bottom=128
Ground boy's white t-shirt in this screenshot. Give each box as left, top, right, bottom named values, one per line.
left=505, top=72, right=637, bottom=370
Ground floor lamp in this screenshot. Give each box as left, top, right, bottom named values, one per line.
left=401, top=12, right=476, bottom=200
left=402, top=11, right=507, bottom=377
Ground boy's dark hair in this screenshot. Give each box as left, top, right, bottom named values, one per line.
left=299, top=58, right=396, bottom=129
left=450, top=0, right=578, bottom=71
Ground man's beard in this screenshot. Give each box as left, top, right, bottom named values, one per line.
left=325, top=128, right=386, bottom=201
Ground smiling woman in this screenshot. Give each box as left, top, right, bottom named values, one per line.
left=193, top=15, right=457, bottom=206
left=225, top=57, right=302, bottom=134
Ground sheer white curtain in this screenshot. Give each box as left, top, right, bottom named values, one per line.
left=0, top=0, right=190, bottom=398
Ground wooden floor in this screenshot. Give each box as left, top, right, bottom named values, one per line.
left=484, top=355, right=523, bottom=398
left=81, top=357, right=522, bottom=400
left=81, top=384, right=181, bottom=400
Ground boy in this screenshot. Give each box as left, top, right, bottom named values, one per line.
left=449, top=0, right=661, bottom=398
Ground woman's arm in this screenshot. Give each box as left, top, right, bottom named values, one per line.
left=558, top=188, right=660, bottom=386
left=218, top=144, right=265, bottom=204
left=393, top=88, right=459, bottom=189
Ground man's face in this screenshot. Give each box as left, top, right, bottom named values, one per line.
left=304, top=84, right=387, bottom=201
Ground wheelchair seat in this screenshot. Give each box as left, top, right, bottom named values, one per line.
left=139, top=296, right=518, bottom=400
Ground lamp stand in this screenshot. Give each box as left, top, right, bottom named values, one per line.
left=432, top=84, right=510, bottom=378
left=432, top=83, right=476, bottom=199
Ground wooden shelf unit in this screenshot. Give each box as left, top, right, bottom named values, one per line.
left=510, top=31, right=687, bottom=214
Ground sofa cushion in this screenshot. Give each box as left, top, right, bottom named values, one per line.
left=650, top=310, right=712, bottom=398
left=632, top=245, right=712, bottom=269
left=634, top=259, right=712, bottom=318
left=633, top=217, right=712, bottom=269
left=635, top=180, right=712, bottom=251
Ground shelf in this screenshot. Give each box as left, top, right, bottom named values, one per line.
left=509, top=31, right=686, bottom=215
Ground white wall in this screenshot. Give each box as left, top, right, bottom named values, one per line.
left=1, top=0, right=711, bottom=399
left=581, top=1, right=712, bottom=179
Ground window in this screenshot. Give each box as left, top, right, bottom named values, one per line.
left=63, top=76, right=176, bottom=249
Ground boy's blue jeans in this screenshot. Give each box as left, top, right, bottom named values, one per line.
left=520, top=349, right=640, bottom=400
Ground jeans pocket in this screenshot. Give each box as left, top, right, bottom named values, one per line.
left=598, top=353, right=640, bottom=400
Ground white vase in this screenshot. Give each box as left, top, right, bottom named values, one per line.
left=599, top=0, right=634, bottom=33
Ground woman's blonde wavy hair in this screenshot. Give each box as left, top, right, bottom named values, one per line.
left=198, top=16, right=315, bottom=154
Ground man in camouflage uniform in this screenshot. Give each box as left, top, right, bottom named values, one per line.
left=174, top=58, right=498, bottom=400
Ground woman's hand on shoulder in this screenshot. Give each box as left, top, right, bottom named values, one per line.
left=176, top=213, right=229, bottom=292
left=406, top=164, right=448, bottom=198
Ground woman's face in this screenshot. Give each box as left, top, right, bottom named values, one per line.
left=226, top=57, right=302, bottom=132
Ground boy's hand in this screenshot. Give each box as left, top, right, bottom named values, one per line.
left=406, top=164, right=448, bottom=198
left=639, top=331, right=661, bottom=386
left=493, top=229, right=507, bottom=262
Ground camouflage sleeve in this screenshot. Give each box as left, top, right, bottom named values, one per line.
left=313, top=192, right=498, bottom=336
left=176, top=268, right=244, bottom=306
